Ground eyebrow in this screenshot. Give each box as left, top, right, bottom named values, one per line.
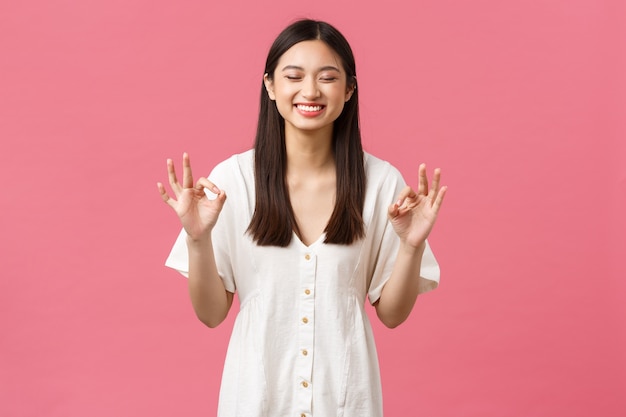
left=281, top=65, right=342, bottom=72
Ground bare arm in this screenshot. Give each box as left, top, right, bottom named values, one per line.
left=374, top=242, right=426, bottom=328
left=375, top=164, right=446, bottom=328
left=158, top=153, right=233, bottom=328
left=186, top=237, right=234, bottom=328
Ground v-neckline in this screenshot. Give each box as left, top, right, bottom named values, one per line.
left=292, top=231, right=326, bottom=249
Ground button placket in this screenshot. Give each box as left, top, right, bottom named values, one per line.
left=295, top=250, right=316, bottom=415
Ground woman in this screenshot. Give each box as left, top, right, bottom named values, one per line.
left=158, top=19, right=446, bottom=417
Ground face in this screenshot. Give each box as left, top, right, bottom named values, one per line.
left=264, top=40, right=354, bottom=137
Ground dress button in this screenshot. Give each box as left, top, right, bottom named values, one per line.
left=304, top=289, right=311, bottom=295
left=302, top=349, right=308, bottom=356
left=301, top=414, right=306, bottom=417
left=304, top=254, right=311, bottom=260
left=302, top=317, right=308, bottom=324
left=302, top=381, right=309, bottom=388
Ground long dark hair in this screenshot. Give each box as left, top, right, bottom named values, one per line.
left=247, top=19, right=365, bottom=247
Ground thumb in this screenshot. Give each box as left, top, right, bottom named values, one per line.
left=388, top=201, right=400, bottom=220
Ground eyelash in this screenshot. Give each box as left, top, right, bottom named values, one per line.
left=284, top=76, right=338, bottom=82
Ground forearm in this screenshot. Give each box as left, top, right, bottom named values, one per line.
left=375, top=242, right=425, bottom=328
left=186, top=236, right=233, bottom=328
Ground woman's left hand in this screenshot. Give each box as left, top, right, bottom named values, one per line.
left=388, top=164, right=447, bottom=248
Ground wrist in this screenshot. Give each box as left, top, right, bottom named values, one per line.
left=398, top=240, right=426, bottom=256
left=186, top=234, right=213, bottom=250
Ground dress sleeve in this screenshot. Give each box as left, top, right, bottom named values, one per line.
left=367, top=163, right=440, bottom=304
left=164, top=158, right=237, bottom=293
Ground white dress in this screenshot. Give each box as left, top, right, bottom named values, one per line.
left=165, top=150, right=440, bottom=417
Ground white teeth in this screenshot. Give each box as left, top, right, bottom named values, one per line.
left=297, top=104, right=323, bottom=112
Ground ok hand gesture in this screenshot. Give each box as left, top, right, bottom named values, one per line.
left=388, top=164, right=447, bottom=248
left=157, top=153, right=226, bottom=241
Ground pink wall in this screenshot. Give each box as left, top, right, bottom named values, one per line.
left=1, top=1, right=624, bottom=416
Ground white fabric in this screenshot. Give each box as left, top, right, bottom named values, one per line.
left=165, top=150, right=439, bottom=417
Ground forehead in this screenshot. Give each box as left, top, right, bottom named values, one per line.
left=277, top=40, right=343, bottom=71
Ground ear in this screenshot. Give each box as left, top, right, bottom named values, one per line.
left=264, top=73, right=276, bottom=101
left=345, top=79, right=356, bottom=102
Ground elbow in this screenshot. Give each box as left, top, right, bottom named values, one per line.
left=195, top=311, right=226, bottom=328
left=376, top=308, right=409, bottom=329
left=189, top=290, right=233, bottom=329
left=198, top=316, right=224, bottom=329
left=380, top=316, right=407, bottom=329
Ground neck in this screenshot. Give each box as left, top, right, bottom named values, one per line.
left=285, top=125, right=334, bottom=174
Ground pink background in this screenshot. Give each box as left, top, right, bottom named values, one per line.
left=1, top=0, right=625, bottom=416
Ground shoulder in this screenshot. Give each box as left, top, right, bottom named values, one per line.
left=207, top=150, right=255, bottom=203
left=208, top=150, right=256, bottom=215
left=208, top=149, right=254, bottom=185
left=364, top=152, right=405, bottom=191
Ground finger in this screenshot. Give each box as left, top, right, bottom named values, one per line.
left=388, top=201, right=400, bottom=219
left=182, top=152, right=194, bottom=189
left=195, top=177, right=222, bottom=196
left=429, top=168, right=441, bottom=202
left=418, top=163, right=428, bottom=195
left=394, top=186, right=416, bottom=208
left=433, top=185, right=447, bottom=213
left=157, top=182, right=177, bottom=209
left=196, top=177, right=228, bottom=211
left=167, top=158, right=183, bottom=195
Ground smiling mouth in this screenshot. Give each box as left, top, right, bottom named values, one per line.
left=296, top=104, right=325, bottom=112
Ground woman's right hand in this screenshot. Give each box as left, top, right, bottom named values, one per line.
left=157, top=153, right=227, bottom=241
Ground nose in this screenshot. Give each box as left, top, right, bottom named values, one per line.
left=301, top=76, right=320, bottom=99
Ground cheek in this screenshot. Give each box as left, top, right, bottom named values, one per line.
left=274, top=88, right=294, bottom=105
left=273, top=98, right=293, bottom=119
left=325, top=85, right=348, bottom=102
left=328, top=89, right=349, bottom=110
left=273, top=81, right=296, bottom=96
left=275, top=103, right=291, bottom=119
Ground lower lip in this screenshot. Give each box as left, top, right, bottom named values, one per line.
left=295, top=106, right=325, bottom=117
